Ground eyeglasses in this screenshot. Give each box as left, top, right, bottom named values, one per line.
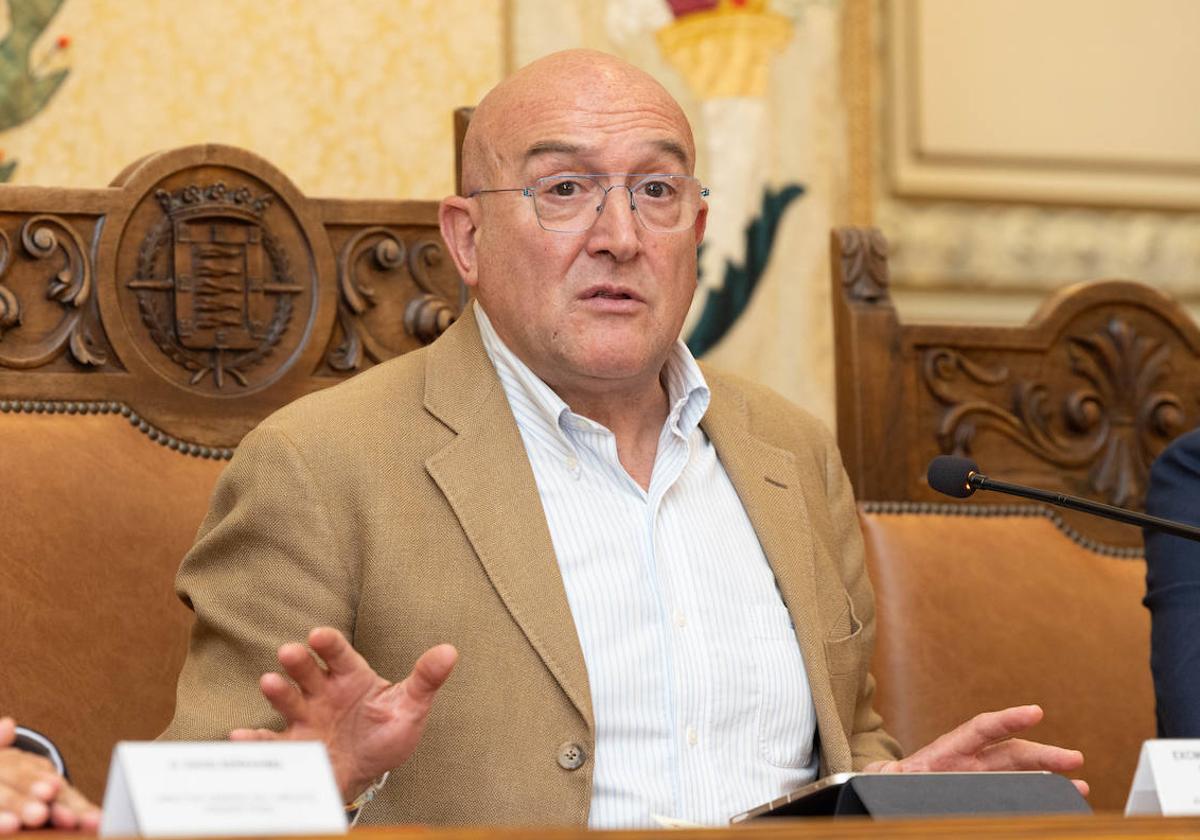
left=469, top=173, right=710, bottom=234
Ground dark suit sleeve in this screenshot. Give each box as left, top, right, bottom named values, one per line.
left=1143, top=428, right=1200, bottom=737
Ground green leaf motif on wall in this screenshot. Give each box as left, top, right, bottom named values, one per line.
left=0, top=0, right=70, bottom=182
left=687, top=183, right=805, bottom=358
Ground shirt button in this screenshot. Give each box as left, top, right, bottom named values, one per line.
left=673, top=609, right=687, bottom=628
left=686, top=727, right=698, bottom=746
left=557, top=741, right=588, bottom=770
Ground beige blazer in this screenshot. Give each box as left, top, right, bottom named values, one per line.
left=162, top=307, right=900, bottom=826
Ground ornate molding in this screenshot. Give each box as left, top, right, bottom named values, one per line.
left=835, top=226, right=890, bottom=302
left=406, top=237, right=458, bottom=344
left=405, top=294, right=456, bottom=345
left=0, top=230, right=17, bottom=335
left=924, top=317, right=1185, bottom=508
left=328, top=227, right=406, bottom=371
left=0, top=215, right=106, bottom=369
left=328, top=232, right=457, bottom=371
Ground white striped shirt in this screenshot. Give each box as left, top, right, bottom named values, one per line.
left=476, top=303, right=818, bottom=827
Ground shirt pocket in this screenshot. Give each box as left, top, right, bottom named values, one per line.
left=751, top=602, right=817, bottom=769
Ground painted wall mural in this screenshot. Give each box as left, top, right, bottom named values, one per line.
left=0, top=0, right=71, bottom=181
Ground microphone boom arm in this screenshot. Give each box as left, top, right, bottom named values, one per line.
left=967, top=472, right=1200, bottom=544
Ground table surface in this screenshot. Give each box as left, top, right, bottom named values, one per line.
left=61, top=814, right=1200, bottom=839
left=350, top=816, right=1200, bottom=838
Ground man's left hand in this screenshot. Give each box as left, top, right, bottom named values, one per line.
left=863, top=705, right=1088, bottom=796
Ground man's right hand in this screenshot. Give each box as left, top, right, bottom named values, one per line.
left=229, top=627, right=457, bottom=803
left=0, top=718, right=100, bottom=834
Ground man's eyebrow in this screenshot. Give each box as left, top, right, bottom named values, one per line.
left=524, top=141, right=582, bottom=161
left=522, top=139, right=692, bottom=169
left=652, top=139, right=690, bottom=169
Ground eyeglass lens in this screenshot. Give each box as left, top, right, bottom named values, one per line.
left=532, top=175, right=702, bottom=233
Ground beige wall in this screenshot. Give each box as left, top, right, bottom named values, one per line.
left=2, top=0, right=504, bottom=199
left=862, top=0, right=1200, bottom=324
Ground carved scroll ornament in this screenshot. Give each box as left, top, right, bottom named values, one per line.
left=328, top=232, right=457, bottom=371
left=924, top=317, right=1185, bottom=507
left=0, top=216, right=106, bottom=369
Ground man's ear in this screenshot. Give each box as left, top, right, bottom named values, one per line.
left=693, top=199, right=708, bottom=246
left=439, top=196, right=480, bottom=288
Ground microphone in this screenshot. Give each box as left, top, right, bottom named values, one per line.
left=926, top=455, right=1200, bottom=544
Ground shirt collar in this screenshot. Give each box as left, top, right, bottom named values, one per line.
left=474, top=300, right=711, bottom=441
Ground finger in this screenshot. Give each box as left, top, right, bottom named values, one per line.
left=1072, top=779, right=1090, bottom=798
left=277, top=642, right=327, bottom=697
left=52, top=781, right=99, bottom=817
left=28, top=777, right=60, bottom=801
left=0, top=811, right=18, bottom=835
left=0, top=720, right=13, bottom=749
left=307, top=627, right=369, bottom=678
left=78, top=806, right=102, bottom=833
left=404, top=644, right=459, bottom=706
left=48, top=802, right=79, bottom=831
left=978, top=739, right=1084, bottom=774
left=259, top=672, right=308, bottom=723
left=18, top=798, right=49, bottom=829
left=229, top=728, right=282, bottom=741
left=0, top=751, right=61, bottom=801
left=937, top=705, right=1043, bottom=758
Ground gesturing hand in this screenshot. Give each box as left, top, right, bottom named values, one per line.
left=229, top=628, right=458, bottom=802
left=0, top=718, right=100, bottom=834
left=863, top=705, right=1089, bottom=797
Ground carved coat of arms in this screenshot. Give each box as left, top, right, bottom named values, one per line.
left=128, top=183, right=301, bottom=389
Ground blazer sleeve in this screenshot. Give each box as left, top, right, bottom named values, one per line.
left=1144, top=428, right=1200, bottom=737
left=160, top=423, right=359, bottom=741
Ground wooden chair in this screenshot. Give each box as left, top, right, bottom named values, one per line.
left=0, top=144, right=463, bottom=800
left=831, top=226, right=1200, bottom=550
left=829, top=227, right=1187, bottom=811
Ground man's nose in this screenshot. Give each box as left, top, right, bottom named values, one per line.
left=586, top=186, right=640, bottom=260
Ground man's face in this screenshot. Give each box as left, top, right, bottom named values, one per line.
left=466, top=87, right=707, bottom=396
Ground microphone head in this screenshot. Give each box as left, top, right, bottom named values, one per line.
left=927, top=455, right=980, bottom=498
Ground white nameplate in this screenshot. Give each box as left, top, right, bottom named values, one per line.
left=99, top=741, right=347, bottom=837
left=1125, top=739, right=1200, bottom=816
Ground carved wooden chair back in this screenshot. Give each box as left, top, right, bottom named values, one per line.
left=830, top=226, right=1179, bottom=810
left=831, top=226, right=1200, bottom=550
left=0, top=144, right=464, bottom=799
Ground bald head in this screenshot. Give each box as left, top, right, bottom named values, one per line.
left=460, top=50, right=695, bottom=194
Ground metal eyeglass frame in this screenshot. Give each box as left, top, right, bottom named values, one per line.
left=468, top=173, right=710, bottom=233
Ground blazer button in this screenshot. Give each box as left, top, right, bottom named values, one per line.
left=557, top=741, right=587, bottom=770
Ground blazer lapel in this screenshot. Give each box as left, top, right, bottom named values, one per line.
left=421, top=309, right=594, bottom=731
left=700, top=379, right=850, bottom=772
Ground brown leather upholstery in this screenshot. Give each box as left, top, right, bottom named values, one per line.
left=0, top=412, right=226, bottom=800
left=859, top=503, right=1153, bottom=813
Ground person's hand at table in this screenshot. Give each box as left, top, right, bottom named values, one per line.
left=863, top=705, right=1088, bottom=796
left=229, top=627, right=458, bottom=803
left=0, top=717, right=101, bottom=834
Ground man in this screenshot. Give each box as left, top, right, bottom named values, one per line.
left=0, top=719, right=98, bottom=834
left=160, top=50, right=1084, bottom=826
left=1144, top=427, right=1200, bottom=736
